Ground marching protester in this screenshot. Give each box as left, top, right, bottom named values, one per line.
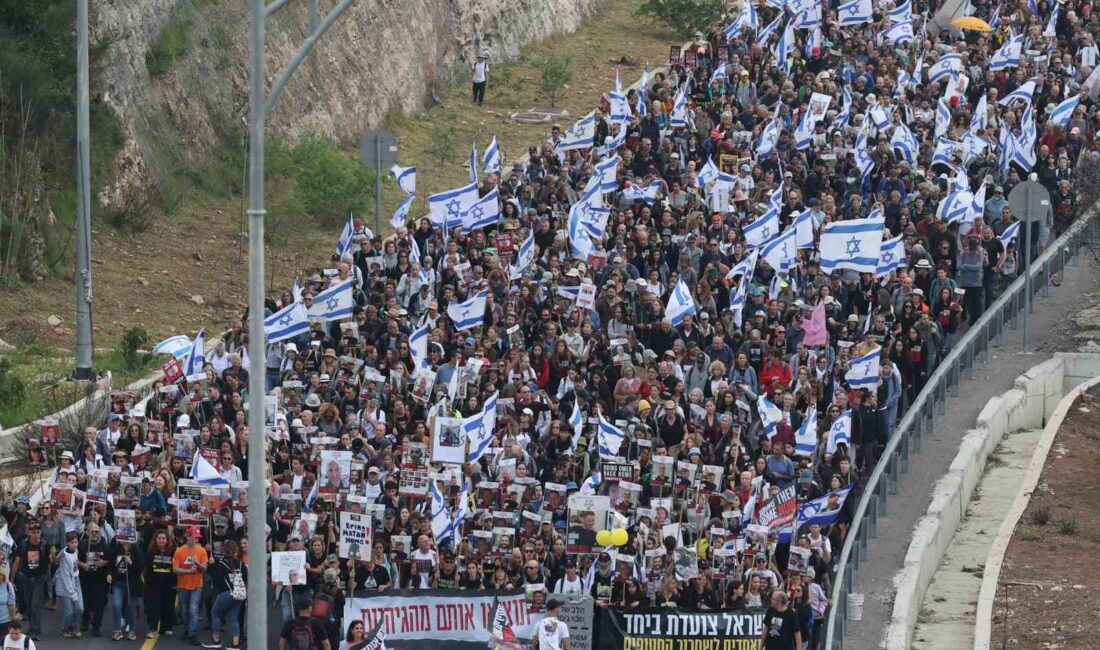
left=2, top=0, right=1094, bottom=646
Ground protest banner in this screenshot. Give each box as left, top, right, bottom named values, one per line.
left=597, top=607, right=766, bottom=650
left=272, top=550, right=307, bottom=586
left=342, top=589, right=540, bottom=649
left=757, top=484, right=798, bottom=530
left=558, top=597, right=594, bottom=650
left=432, top=417, right=467, bottom=464
left=319, top=449, right=352, bottom=494
left=566, top=494, right=610, bottom=553
left=339, top=511, right=373, bottom=560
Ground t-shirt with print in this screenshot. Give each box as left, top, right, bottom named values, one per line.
left=411, top=548, right=436, bottom=588
left=173, top=544, right=208, bottom=591
left=764, top=606, right=799, bottom=650
left=15, top=540, right=47, bottom=577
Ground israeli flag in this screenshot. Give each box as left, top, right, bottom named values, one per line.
left=463, top=186, right=501, bottom=232
left=465, top=392, right=499, bottom=463
left=891, top=122, right=919, bottom=163
left=1044, top=3, right=1059, bottom=37
left=927, top=53, right=962, bottom=83
left=390, top=193, right=415, bottom=230
left=884, top=21, right=914, bottom=45
left=665, top=279, right=697, bottom=326
left=932, top=136, right=963, bottom=168
left=556, top=114, right=596, bottom=151
left=303, top=481, right=318, bottom=510
left=757, top=13, right=784, bottom=46
left=730, top=275, right=749, bottom=328
left=935, top=98, right=952, bottom=139
left=1000, top=221, right=1021, bottom=247
left=580, top=473, right=602, bottom=497
left=595, top=154, right=621, bottom=193
left=819, top=215, right=885, bottom=274
left=970, top=183, right=988, bottom=223
left=793, top=210, right=816, bottom=249
left=726, top=1, right=759, bottom=39
left=468, top=142, right=478, bottom=185
left=794, top=110, right=815, bottom=150
left=447, top=290, right=488, bottom=332
left=895, top=69, right=912, bottom=99
left=756, top=119, right=781, bottom=159
left=696, top=158, right=720, bottom=187
left=776, top=21, right=796, bottom=74
left=447, top=479, right=471, bottom=541
left=758, top=394, right=783, bottom=439
left=429, top=181, right=480, bottom=228
left=845, top=346, right=881, bottom=389
left=621, top=180, right=662, bottom=204
left=389, top=164, right=416, bottom=195
left=876, top=235, right=907, bottom=277
left=838, top=0, right=873, bottom=26
left=409, top=322, right=430, bottom=371
left=510, top=231, right=536, bottom=279
left=609, top=70, right=633, bottom=123
left=795, top=482, right=856, bottom=528
left=998, top=123, right=1015, bottom=176
left=670, top=86, right=689, bottom=128
left=430, top=480, right=453, bottom=545
left=594, top=122, right=627, bottom=158
left=725, top=248, right=759, bottom=283
left=191, top=450, right=229, bottom=487
left=336, top=213, right=356, bottom=260
left=569, top=399, right=584, bottom=454
left=937, top=189, right=973, bottom=224
left=596, top=410, right=627, bottom=459
left=887, top=0, right=911, bottom=23
left=998, top=78, right=1036, bottom=106
left=989, top=32, right=1023, bottom=71
left=481, top=136, right=502, bottom=175
left=307, top=279, right=355, bottom=322
left=152, top=335, right=193, bottom=359
left=793, top=4, right=822, bottom=29
left=834, top=89, right=853, bottom=132
left=761, top=226, right=797, bottom=272
left=826, top=410, right=853, bottom=454
left=795, top=407, right=817, bottom=456
left=183, top=328, right=206, bottom=376
left=744, top=208, right=780, bottom=248
left=990, top=2, right=1003, bottom=26
left=855, top=130, right=875, bottom=181
left=568, top=203, right=593, bottom=258
left=264, top=302, right=309, bottom=343
left=1049, top=95, right=1080, bottom=129
left=969, top=94, right=988, bottom=134
left=709, top=65, right=727, bottom=86
left=1012, top=127, right=1037, bottom=171
left=804, top=25, right=823, bottom=58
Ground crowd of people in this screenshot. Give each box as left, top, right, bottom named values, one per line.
left=3, top=0, right=1096, bottom=648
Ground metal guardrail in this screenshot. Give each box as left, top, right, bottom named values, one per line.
left=823, top=208, right=1100, bottom=650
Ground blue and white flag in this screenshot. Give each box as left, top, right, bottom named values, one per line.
left=887, top=0, right=911, bottom=23
left=481, top=136, right=502, bottom=175
left=937, top=189, right=974, bottom=223
left=336, top=213, right=356, bottom=260
left=927, top=53, right=962, bottom=83
left=869, top=103, right=891, bottom=131
left=794, top=3, right=822, bottom=29
left=594, top=122, right=627, bottom=157
left=696, top=158, right=721, bottom=187
left=429, top=181, right=480, bottom=228
left=758, top=394, right=783, bottom=439
left=569, top=399, right=585, bottom=454
left=152, top=335, right=192, bottom=359
left=191, top=449, right=230, bottom=486
left=855, top=129, right=875, bottom=182
left=794, top=407, right=818, bottom=456
left=756, top=118, right=781, bottom=159
left=391, top=193, right=415, bottom=230
left=510, top=230, right=536, bottom=279
left=838, top=0, right=873, bottom=26
left=596, top=410, right=626, bottom=459
left=1049, top=94, right=1080, bottom=129
left=794, top=110, right=815, bottom=150
left=990, top=32, right=1023, bottom=71
left=826, top=410, right=853, bottom=454
left=448, top=479, right=470, bottom=541
left=795, top=482, right=856, bottom=528
left=664, top=279, right=697, bottom=326
left=761, top=226, right=797, bottom=272
left=463, top=186, right=500, bottom=231
left=579, top=473, right=603, bottom=497
left=883, top=21, right=914, bottom=45
left=757, top=13, right=784, bottom=46
left=876, top=235, right=907, bottom=277
left=969, top=94, right=988, bottom=134
left=725, top=248, right=759, bottom=283
left=468, top=142, right=479, bottom=185
left=743, top=208, right=780, bottom=247
left=819, top=215, right=885, bottom=274
left=389, top=164, right=417, bottom=195
left=183, top=328, right=206, bottom=376
left=726, top=1, right=759, bottom=39
left=556, top=114, right=596, bottom=151
left=568, top=203, right=593, bottom=258
left=845, top=345, right=881, bottom=389
left=776, top=21, right=796, bottom=74
left=793, top=210, right=816, bottom=249
left=1044, top=3, right=1059, bottom=37
left=447, top=290, right=488, bottom=332
left=307, top=279, right=355, bottom=322
left=969, top=183, right=988, bottom=223
left=303, top=480, right=319, bottom=510
left=834, top=89, right=852, bottom=132
left=1000, top=221, right=1021, bottom=247
left=430, top=480, right=453, bottom=545
left=998, top=123, right=1015, bottom=176
left=409, top=322, right=430, bottom=371
left=670, top=86, right=689, bottom=129
left=465, top=392, right=499, bottom=463
left=999, top=78, right=1037, bottom=106
left=264, top=302, right=309, bottom=344
left=935, top=98, right=952, bottom=139
left=990, top=2, right=1003, bottom=26
left=891, top=122, right=919, bottom=163
left=932, top=136, right=964, bottom=167
left=595, top=154, right=621, bottom=193
left=620, top=180, right=662, bottom=204
left=609, top=70, right=633, bottom=123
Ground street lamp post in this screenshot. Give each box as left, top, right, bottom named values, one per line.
left=247, top=0, right=360, bottom=645
left=75, top=0, right=94, bottom=380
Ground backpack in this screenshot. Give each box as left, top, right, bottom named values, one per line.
left=229, top=568, right=247, bottom=601
left=289, top=617, right=317, bottom=650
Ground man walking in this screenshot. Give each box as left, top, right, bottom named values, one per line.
left=472, top=51, right=490, bottom=106
left=174, top=526, right=208, bottom=645
left=761, top=591, right=801, bottom=650
left=533, top=598, right=570, bottom=650
left=12, top=521, right=48, bottom=641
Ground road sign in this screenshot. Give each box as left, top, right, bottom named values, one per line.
left=1007, top=181, right=1050, bottom=352
left=358, top=129, right=398, bottom=170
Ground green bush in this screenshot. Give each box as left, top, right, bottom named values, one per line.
left=146, top=1, right=195, bottom=77
left=533, top=54, right=572, bottom=108
left=0, top=358, right=27, bottom=420
left=637, top=0, right=727, bottom=38
left=287, top=133, right=375, bottom=226
left=119, top=326, right=150, bottom=370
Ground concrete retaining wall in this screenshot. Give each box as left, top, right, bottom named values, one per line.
left=881, top=353, right=1100, bottom=649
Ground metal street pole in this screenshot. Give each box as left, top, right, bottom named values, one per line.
left=246, top=1, right=268, bottom=648
left=247, top=1, right=361, bottom=644
left=75, top=0, right=94, bottom=380
left=374, top=134, right=382, bottom=235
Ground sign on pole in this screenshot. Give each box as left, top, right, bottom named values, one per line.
left=358, top=129, right=399, bottom=235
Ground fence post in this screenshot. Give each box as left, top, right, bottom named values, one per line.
left=1042, top=260, right=1051, bottom=297
left=951, top=359, right=960, bottom=397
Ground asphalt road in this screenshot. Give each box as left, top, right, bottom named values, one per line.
left=844, top=253, right=1100, bottom=650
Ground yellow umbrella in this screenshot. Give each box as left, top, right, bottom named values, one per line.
left=951, top=16, right=993, bottom=31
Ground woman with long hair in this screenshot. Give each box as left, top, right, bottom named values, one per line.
left=204, top=539, right=247, bottom=649
left=143, top=530, right=176, bottom=639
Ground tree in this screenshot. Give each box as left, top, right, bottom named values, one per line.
left=637, top=0, right=728, bottom=39
left=425, top=112, right=459, bottom=166
left=533, top=54, right=572, bottom=108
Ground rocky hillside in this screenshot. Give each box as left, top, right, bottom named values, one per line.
left=94, top=0, right=604, bottom=211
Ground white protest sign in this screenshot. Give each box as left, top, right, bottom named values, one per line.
left=338, top=511, right=373, bottom=560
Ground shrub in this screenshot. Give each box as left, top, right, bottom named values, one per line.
left=636, top=0, right=728, bottom=39
left=533, top=53, right=572, bottom=108
left=1030, top=505, right=1053, bottom=526
left=146, top=1, right=195, bottom=77
left=119, top=326, right=150, bottom=370
left=287, top=133, right=374, bottom=226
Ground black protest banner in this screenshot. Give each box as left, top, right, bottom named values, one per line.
left=597, top=607, right=766, bottom=650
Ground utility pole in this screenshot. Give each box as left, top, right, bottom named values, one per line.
left=75, top=0, right=94, bottom=380
left=247, top=0, right=361, bottom=645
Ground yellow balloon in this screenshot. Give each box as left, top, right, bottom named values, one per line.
left=610, top=528, right=630, bottom=546
left=595, top=530, right=613, bottom=547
